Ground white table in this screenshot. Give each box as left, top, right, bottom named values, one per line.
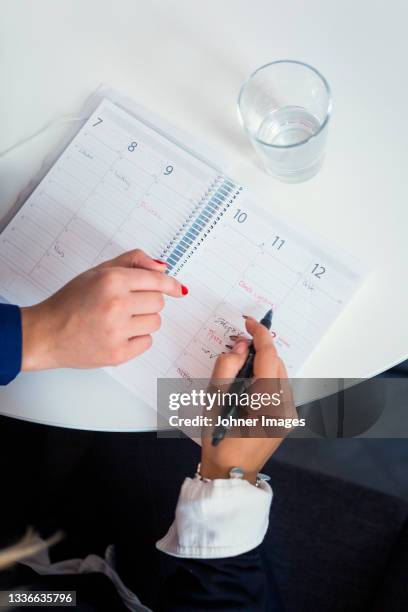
left=0, top=0, right=407, bottom=431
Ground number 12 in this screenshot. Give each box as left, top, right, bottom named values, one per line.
left=272, top=236, right=285, bottom=250
left=312, top=263, right=326, bottom=278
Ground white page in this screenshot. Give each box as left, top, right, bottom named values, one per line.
left=108, top=192, right=365, bottom=405
left=0, top=97, right=365, bottom=413
left=0, top=99, right=220, bottom=305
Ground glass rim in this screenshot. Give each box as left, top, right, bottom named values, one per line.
left=237, top=59, right=332, bottom=150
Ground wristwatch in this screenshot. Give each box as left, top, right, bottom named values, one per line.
left=195, top=462, right=270, bottom=488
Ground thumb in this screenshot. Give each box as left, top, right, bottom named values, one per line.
left=95, top=249, right=167, bottom=272
left=211, top=339, right=249, bottom=382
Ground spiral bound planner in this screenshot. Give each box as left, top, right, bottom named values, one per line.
left=0, top=97, right=365, bottom=407
left=162, top=177, right=242, bottom=275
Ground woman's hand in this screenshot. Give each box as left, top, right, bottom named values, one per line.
left=21, top=249, right=187, bottom=371
left=201, top=316, right=294, bottom=484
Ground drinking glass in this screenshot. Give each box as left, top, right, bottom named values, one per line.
left=237, top=60, right=332, bottom=183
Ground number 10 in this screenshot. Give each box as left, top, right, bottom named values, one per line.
left=234, top=209, right=247, bottom=223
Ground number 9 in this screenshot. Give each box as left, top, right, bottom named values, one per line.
left=164, top=165, right=174, bottom=175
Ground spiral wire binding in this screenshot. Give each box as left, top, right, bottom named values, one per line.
left=161, top=176, right=243, bottom=275
left=160, top=175, right=224, bottom=261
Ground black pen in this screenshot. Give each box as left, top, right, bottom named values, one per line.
left=211, top=308, right=273, bottom=446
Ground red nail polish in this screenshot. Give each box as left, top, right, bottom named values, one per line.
left=154, top=259, right=167, bottom=265
left=181, top=284, right=189, bottom=295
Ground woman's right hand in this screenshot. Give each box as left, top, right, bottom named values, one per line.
left=201, top=316, right=294, bottom=484
left=21, top=249, right=188, bottom=371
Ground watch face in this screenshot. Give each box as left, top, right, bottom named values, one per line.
left=229, top=467, right=244, bottom=479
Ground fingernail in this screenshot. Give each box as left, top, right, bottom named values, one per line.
left=230, top=334, right=250, bottom=342
left=242, top=314, right=249, bottom=319
left=225, top=344, right=233, bottom=349
left=232, top=340, right=248, bottom=354
left=181, top=284, right=189, bottom=295
left=154, top=259, right=167, bottom=265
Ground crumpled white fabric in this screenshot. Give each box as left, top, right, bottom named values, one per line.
left=156, top=476, right=273, bottom=559
left=21, top=540, right=150, bottom=612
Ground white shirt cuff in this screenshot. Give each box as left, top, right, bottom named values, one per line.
left=156, top=476, right=272, bottom=559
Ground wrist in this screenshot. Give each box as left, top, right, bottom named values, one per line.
left=21, top=303, right=58, bottom=371
left=200, top=459, right=258, bottom=484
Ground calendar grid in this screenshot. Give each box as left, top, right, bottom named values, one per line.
left=0, top=97, right=364, bottom=405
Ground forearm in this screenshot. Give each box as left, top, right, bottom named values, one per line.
left=157, top=547, right=267, bottom=612
left=156, top=475, right=274, bottom=610
left=20, top=303, right=58, bottom=371
left=0, top=302, right=58, bottom=385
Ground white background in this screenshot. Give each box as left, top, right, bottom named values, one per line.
left=0, top=0, right=407, bottom=430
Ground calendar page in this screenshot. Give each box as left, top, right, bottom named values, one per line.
left=0, top=98, right=220, bottom=305
left=108, top=193, right=364, bottom=404
left=0, top=97, right=365, bottom=410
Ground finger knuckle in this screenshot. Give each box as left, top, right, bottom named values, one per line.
left=260, top=344, right=277, bottom=356
left=150, top=313, right=161, bottom=332
left=143, top=334, right=153, bottom=351
left=164, top=276, right=177, bottom=294
left=103, top=324, right=119, bottom=341
left=105, top=296, right=123, bottom=319
left=157, top=293, right=165, bottom=311
left=154, top=270, right=165, bottom=286
left=98, top=270, right=120, bottom=295
left=215, top=353, right=230, bottom=366
left=131, top=335, right=153, bottom=358
left=110, top=346, right=127, bottom=366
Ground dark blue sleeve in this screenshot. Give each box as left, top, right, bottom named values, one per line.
left=158, top=546, right=283, bottom=611
left=0, top=303, right=22, bottom=385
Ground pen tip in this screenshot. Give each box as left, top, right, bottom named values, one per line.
left=260, top=308, right=273, bottom=329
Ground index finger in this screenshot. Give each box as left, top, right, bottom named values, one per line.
left=121, top=267, right=188, bottom=298
left=96, top=248, right=167, bottom=272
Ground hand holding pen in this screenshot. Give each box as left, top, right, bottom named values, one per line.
left=201, top=315, right=291, bottom=484
left=212, top=309, right=274, bottom=446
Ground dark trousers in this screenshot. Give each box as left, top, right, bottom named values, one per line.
left=0, top=415, right=407, bottom=612
left=0, top=418, right=201, bottom=607
left=0, top=418, right=282, bottom=610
